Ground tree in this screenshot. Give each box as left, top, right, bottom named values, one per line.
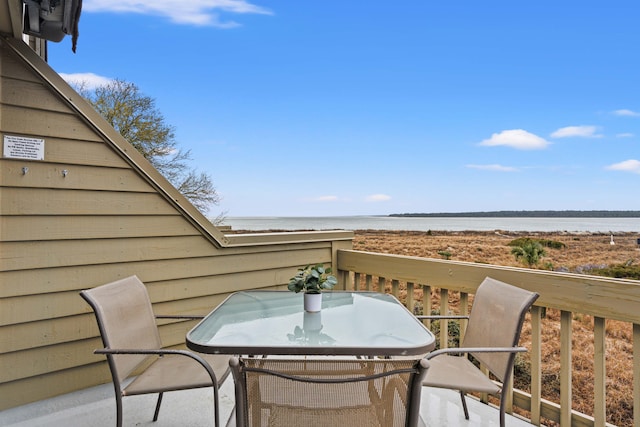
left=511, top=241, right=547, bottom=268
left=77, top=79, right=222, bottom=217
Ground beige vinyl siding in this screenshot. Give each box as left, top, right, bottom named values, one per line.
left=1, top=215, right=200, bottom=241
left=0, top=187, right=177, bottom=215
left=0, top=36, right=353, bottom=409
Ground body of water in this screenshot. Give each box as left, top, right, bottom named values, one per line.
left=222, top=216, right=640, bottom=233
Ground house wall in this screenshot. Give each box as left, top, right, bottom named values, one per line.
left=0, top=37, right=353, bottom=409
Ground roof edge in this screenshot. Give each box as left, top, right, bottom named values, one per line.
left=224, top=230, right=354, bottom=247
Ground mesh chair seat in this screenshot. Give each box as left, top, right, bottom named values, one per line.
left=422, top=354, right=500, bottom=394
left=231, top=357, right=429, bottom=427
left=124, top=353, right=230, bottom=396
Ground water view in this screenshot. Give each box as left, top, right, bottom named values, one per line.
left=222, top=216, right=640, bottom=233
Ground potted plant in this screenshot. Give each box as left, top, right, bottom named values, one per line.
left=287, top=263, right=337, bottom=312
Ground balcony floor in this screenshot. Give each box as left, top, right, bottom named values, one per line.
left=0, top=377, right=534, bottom=427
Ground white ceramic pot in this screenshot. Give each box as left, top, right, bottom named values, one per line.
left=303, top=292, right=322, bottom=312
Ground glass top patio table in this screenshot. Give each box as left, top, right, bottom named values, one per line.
left=186, top=290, right=435, bottom=357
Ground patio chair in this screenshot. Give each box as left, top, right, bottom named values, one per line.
left=80, top=275, right=230, bottom=427
left=418, top=277, right=539, bottom=427
left=229, top=356, right=430, bottom=427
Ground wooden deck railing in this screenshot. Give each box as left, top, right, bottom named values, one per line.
left=336, top=249, right=640, bottom=427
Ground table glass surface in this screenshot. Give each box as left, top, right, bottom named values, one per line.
left=186, top=291, right=435, bottom=356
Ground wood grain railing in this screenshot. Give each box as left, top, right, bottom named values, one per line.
left=337, top=249, right=640, bottom=427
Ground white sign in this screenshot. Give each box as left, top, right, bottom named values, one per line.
left=3, top=135, right=45, bottom=160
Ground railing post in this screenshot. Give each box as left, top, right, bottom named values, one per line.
left=406, top=282, right=415, bottom=314
left=505, top=371, right=514, bottom=415
left=480, top=364, right=490, bottom=404
left=339, top=269, right=351, bottom=291
left=593, top=316, right=606, bottom=427
left=459, top=291, right=469, bottom=344
left=422, top=284, right=432, bottom=327
left=560, top=310, right=572, bottom=426
left=365, top=274, right=373, bottom=291
left=391, top=279, right=400, bottom=299
left=377, top=277, right=386, bottom=293
left=634, top=323, right=640, bottom=427
left=440, top=288, right=449, bottom=350
left=530, top=305, right=542, bottom=426
left=353, top=272, right=361, bottom=291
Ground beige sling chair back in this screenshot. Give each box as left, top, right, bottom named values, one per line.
left=419, top=277, right=539, bottom=427
left=80, top=275, right=230, bottom=427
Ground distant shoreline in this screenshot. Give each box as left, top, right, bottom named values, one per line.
left=222, top=215, right=640, bottom=233
left=389, top=210, right=640, bottom=218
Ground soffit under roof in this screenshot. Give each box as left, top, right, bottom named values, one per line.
left=0, top=0, right=24, bottom=39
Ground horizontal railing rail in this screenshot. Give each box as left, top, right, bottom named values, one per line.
left=337, top=249, right=639, bottom=427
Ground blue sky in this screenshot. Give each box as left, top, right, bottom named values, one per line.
left=49, top=1, right=640, bottom=217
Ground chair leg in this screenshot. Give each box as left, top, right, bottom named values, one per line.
left=499, top=392, right=507, bottom=427
left=459, top=391, right=470, bottom=420
left=213, top=384, right=221, bottom=427
left=153, top=392, right=164, bottom=422
left=115, top=393, right=123, bottom=427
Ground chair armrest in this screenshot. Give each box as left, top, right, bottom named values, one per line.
left=425, top=346, right=528, bottom=360
left=415, top=315, right=469, bottom=320
left=155, top=315, right=204, bottom=320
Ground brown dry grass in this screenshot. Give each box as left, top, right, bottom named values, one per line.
left=352, top=230, right=640, bottom=426
left=352, top=229, right=638, bottom=270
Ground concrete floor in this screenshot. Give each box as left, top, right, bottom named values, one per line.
left=0, top=378, right=535, bottom=427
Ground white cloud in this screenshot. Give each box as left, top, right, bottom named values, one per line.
left=466, top=164, right=518, bottom=172
left=60, top=72, right=112, bottom=89
left=550, top=125, right=602, bottom=138
left=83, top=0, right=272, bottom=26
left=365, top=194, right=391, bottom=202
left=616, top=133, right=634, bottom=138
left=606, top=159, right=640, bottom=174
left=479, top=129, right=550, bottom=150
left=612, top=109, right=640, bottom=117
